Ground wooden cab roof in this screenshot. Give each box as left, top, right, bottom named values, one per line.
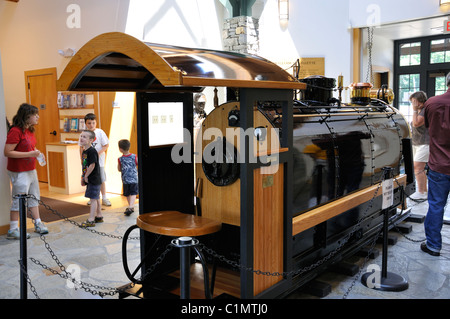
left=57, top=32, right=306, bottom=92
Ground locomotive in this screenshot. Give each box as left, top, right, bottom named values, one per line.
left=57, top=32, right=414, bottom=298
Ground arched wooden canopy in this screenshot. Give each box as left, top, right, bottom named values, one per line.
left=57, top=32, right=306, bottom=92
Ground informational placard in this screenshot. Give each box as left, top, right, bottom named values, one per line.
left=381, top=178, right=394, bottom=209
left=298, top=57, right=325, bottom=78
left=148, top=102, right=184, bottom=147
left=274, top=57, right=325, bottom=79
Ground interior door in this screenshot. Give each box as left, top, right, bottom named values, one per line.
left=25, top=68, right=59, bottom=183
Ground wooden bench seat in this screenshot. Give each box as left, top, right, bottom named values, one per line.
left=137, top=211, right=222, bottom=237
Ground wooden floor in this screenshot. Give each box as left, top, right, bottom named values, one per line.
left=39, top=182, right=131, bottom=213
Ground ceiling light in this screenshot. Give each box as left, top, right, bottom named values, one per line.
left=279, top=0, right=289, bottom=21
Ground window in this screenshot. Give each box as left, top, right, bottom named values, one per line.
left=435, top=75, right=446, bottom=96
left=430, top=39, right=450, bottom=64
left=399, top=42, right=421, bottom=66
left=394, top=35, right=450, bottom=110
left=398, top=73, right=420, bottom=123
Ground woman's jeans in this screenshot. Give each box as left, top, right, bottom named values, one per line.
left=425, top=169, right=450, bottom=252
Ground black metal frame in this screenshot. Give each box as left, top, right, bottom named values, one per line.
left=238, top=88, right=293, bottom=298
left=393, top=34, right=450, bottom=107
left=134, top=88, right=295, bottom=298
left=136, top=92, right=194, bottom=281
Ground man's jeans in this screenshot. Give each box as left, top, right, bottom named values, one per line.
left=425, top=169, right=450, bottom=252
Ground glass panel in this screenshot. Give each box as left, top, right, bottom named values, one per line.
left=410, top=73, right=420, bottom=88
left=399, top=42, right=421, bottom=66
left=435, top=76, right=446, bottom=96
left=398, top=73, right=420, bottom=124
left=430, top=38, right=450, bottom=64
left=399, top=74, right=410, bottom=88
left=430, top=52, right=445, bottom=63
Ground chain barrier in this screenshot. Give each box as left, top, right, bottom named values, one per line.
left=13, top=180, right=416, bottom=299
left=30, top=195, right=139, bottom=240
left=392, top=179, right=427, bottom=243
left=196, top=181, right=384, bottom=298
left=18, top=259, right=39, bottom=299
left=366, top=26, right=374, bottom=84
left=13, top=194, right=139, bottom=298
left=342, top=228, right=381, bottom=299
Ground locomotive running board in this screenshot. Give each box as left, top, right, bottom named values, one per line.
left=292, top=174, right=407, bottom=236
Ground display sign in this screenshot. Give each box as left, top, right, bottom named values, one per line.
left=298, top=57, right=325, bottom=78
left=381, top=178, right=394, bottom=209
left=148, top=102, right=184, bottom=147
left=274, top=57, right=325, bottom=79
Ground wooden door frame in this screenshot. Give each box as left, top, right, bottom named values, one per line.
left=24, top=67, right=59, bottom=183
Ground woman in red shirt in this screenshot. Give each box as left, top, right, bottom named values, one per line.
left=4, top=103, right=48, bottom=239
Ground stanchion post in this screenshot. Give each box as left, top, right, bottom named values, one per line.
left=172, top=236, right=197, bottom=299
left=18, top=194, right=28, bottom=299
left=179, top=237, right=191, bottom=299
left=361, top=167, right=408, bottom=292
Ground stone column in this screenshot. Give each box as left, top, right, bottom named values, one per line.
left=222, top=16, right=259, bottom=55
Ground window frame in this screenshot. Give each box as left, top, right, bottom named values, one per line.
left=393, top=34, right=450, bottom=109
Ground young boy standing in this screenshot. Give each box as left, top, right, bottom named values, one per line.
left=79, top=130, right=103, bottom=227
left=80, top=113, right=111, bottom=206
left=117, top=139, right=138, bottom=216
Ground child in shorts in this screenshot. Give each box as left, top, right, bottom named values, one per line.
left=4, top=103, right=48, bottom=239
left=80, top=113, right=111, bottom=206
left=79, top=130, right=103, bottom=227
left=117, top=139, right=138, bottom=216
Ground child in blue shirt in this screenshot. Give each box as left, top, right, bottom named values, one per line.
left=117, top=139, right=138, bottom=216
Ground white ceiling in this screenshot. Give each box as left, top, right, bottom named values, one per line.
left=373, top=16, right=448, bottom=40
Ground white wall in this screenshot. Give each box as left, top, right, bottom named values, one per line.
left=126, top=0, right=225, bottom=48
left=0, top=0, right=227, bottom=230
left=0, top=0, right=129, bottom=120
left=0, top=0, right=130, bottom=230
left=350, top=0, right=445, bottom=87
left=125, top=0, right=228, bottom=113
left=258, top=0, right=352, bottom=97
left=349, top=0, right=443, bottom=28
left=0, top=0, right=445, bottom=229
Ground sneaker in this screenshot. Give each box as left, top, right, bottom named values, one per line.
left=410, top=191, right=427, bottom=200
left=87, top=200, right=91, bottom=205
left=6, top=228, right=30, bottom=240
left=420, top=242, right=440, bottom=257
left=102, top=198, right=112, bottom=206
left=81, top=219, right=95, bottom=227
left=124, top=207, right=134, bottom=216
left=94, top=216, right=104, bottom=223
left=34, top=221, right=49, bottom=234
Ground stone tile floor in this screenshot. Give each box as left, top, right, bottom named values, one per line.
left=0, top=207, right=141, bottom=299
left=0, top=196, right=449, bottom=299
left=287, top=196, right=450, bottom=299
